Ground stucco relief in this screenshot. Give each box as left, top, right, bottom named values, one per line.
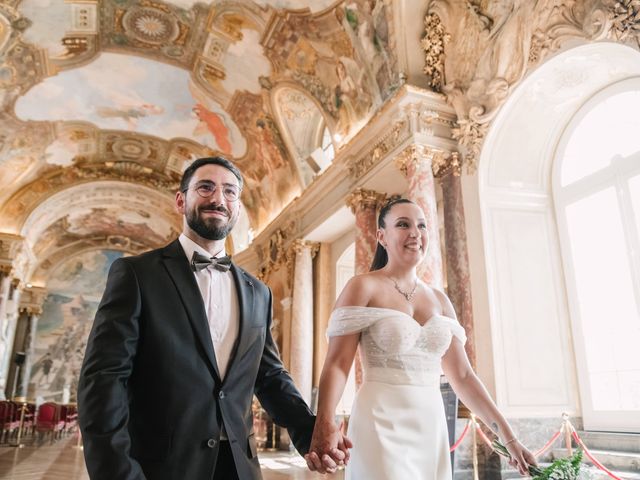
left=423, top=0, right=638, bottom=171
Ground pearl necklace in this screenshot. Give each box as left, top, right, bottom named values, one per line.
left=389, top=276, right=418, bottom=302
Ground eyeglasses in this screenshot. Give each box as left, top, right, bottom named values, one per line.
left=183, top=182, right=241, bottom=202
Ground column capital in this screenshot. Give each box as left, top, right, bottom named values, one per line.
left=394, top=144, right=461, bottom=179
left=19, top=285, right=47, bottom=316
left=291, top=239, right=320, bottom=258
left=346, top=188, right=387, bottom=215
left=0, top=233, right=26, bottom=277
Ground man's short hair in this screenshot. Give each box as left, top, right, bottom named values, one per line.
left=180, top=156, right=244, bottom=192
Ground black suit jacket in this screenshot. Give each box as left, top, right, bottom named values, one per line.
left=78, top=240, right=315, bottom=480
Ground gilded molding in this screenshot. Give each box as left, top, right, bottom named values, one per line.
left=395, top=144, right=461, bottom=179
left=421, top=12, right=450, bottom=92
left=345, top=188, right=387, bottom=214
left=348, top=118, right=409, bottom=179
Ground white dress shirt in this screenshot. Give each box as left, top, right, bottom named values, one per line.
left=178, top=234, right=239, bottom=380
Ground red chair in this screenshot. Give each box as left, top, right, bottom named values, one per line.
left=0, top=401, right=19, bottom=443
left=35, top=402, right=61, bottom=443
left=63, top=404, right=78, bottom=433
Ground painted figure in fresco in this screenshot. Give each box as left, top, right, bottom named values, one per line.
left=193, top=103, right=233, bottom=156
left=37, top=353, right=53, bottom=386
left=344, top=0, right=394, bottom=96
left=306, top=199, right=537, bottom=479
left=334, top=58, right=370, bottom=135
left=95, top=103, right=164, bottom=130
left=78, top=157, right=350, bottom=480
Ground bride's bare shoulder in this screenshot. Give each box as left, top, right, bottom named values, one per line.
left=336, top=272, right=385, bottom=307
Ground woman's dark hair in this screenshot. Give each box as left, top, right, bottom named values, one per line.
left=180, top=156, right=243, bottom=192
left=370, top=197, right=415, bottom=271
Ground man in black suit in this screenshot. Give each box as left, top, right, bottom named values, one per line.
left=78, top=157, right=350, bottom=480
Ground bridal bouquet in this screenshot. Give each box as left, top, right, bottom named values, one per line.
left=492, top=439, right=583, bottom=480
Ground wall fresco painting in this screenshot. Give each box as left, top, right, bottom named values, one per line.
left=30, top=249, right=123, bottom=402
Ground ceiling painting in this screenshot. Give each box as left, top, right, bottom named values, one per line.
left=273, top=86, right=325, bottom=185
left=15, top=52, right=247, bottom=157
left=0, top=0, right=403, bottom=275
left=253, top=0, right=339, bottom=13
left=33, top=207, right=174, bottom=258
left=340, top=0, right=397, bottom=101
left=18, top=0, right=95, bottom=59
left=230, top=91, right=301, bottom=228
left=21, top=181, right=179, bottom=245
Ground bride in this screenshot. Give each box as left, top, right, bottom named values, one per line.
left=305, top=198, right=537, bottom=479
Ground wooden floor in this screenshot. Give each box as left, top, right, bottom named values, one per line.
left=0, top=435, right=343, bottom=480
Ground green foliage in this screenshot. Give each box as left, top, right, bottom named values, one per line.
left=491, top=439, right=583, bottom=480
left=531, top=449, right=583, bottom=480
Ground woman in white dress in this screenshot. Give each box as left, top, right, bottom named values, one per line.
left=305, top=198, right=537, bottom=479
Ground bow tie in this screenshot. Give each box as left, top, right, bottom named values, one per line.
left=190, top=251, right=232, bottom=272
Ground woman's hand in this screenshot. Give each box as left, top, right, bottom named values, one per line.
left=505, top=439, right=538, bottom=476
left=304, top=417, right=352, bottom=474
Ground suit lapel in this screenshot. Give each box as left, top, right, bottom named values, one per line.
left=227, top=264, right=255, bottom=374
left=161, top=240, right=221, bottom=382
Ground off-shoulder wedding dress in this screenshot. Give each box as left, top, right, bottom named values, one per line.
left=327, top=306, right=466, bottom=480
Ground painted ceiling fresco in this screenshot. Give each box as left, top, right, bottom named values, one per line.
left=0, top=0, right=400, bottom=285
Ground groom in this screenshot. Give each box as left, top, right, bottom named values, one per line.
left=78, top=156, right=348, bottom=479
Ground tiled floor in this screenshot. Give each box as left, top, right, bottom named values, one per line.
left=0, top=435, right=344, bottom=480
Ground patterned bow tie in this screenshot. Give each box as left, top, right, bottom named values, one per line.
left=190, top=251, right=232, bottom=272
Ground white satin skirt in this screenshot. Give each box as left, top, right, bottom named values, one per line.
left=345, top=381, right=451, bottom=480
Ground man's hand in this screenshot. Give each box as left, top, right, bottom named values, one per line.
left=304, top=418, right=353, bottom=474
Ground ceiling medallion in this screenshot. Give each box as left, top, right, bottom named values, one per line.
left=122, top=7, right=178, bottom=45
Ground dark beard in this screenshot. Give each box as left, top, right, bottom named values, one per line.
left=186, top=206, right=236, bottom=241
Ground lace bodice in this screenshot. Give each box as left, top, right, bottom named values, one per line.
left=327, top=306, right=466, bottom=386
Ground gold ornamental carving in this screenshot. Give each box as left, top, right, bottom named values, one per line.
left=346, top=188, right=387, bottom=215
left=422, top=12, right=450, bottom=93
left=257, top=217, right=301, bottom=281
left=348, top=119, right=409, bottom=179
left=395, top=144, right=461, bottom=179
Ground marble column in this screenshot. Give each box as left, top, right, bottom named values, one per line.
left=346, top=188, right=387, bottom=275
left=0, top=281, right=22, bottom=399
left=395, top=146, right=444, bottom=288
left=21, top=311, right=38, bottom=398
left=0, top=269, right=12, bottom=340
left=346, top=189, right=386, bottom=387
left=442, top=172, right=476, bottom=367
left=289, top=240, right=318, bottom=405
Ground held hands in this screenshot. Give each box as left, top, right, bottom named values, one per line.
left=505, top=439, right=538, bottom=476
left=304, top=417, right=353, bottom=474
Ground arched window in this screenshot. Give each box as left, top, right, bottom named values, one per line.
left=554, top=78, right=640, bottom=431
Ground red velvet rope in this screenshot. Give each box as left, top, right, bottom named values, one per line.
left=449, top=420, right=471, bottom=452
left=571, top=430, right=622, bottom=480
left=534, top=429, right=562, bottom=458
left=446, top=415, right=623, bottom=480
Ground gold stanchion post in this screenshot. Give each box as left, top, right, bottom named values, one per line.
left=562, top=412, right=573, bottom=456
left=471, top=414, right=479, bottom=480
left=10, top=401, right=27, bottom=448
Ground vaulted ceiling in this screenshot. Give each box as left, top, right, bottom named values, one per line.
left=1, top=0, right=425, bottom=270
